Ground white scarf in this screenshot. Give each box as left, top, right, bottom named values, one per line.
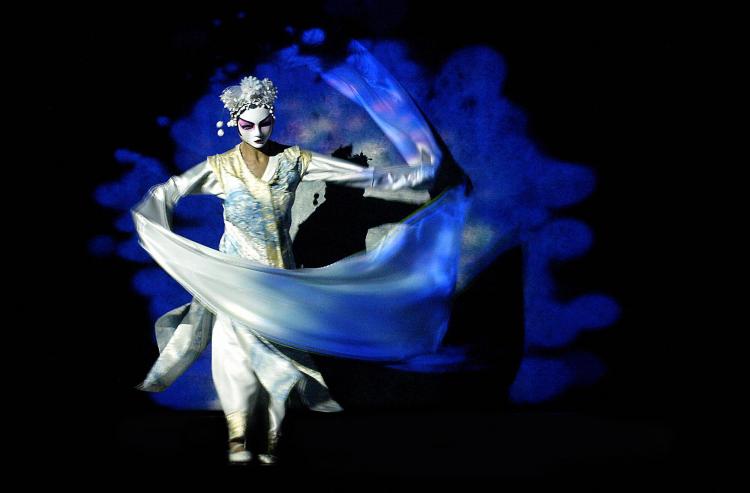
left=132, top=40, right=473, bottom=392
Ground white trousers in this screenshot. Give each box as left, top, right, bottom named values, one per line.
left=211, top=312, right=304, bottom=438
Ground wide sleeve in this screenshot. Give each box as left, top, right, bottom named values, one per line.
left=131, top=160, right=223, bottom=231
left=299, top=149, right=436, bottom=191
left=130, top=160, right=221, bottom=393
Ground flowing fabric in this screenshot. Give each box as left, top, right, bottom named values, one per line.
left=131, top=40, right=473, bottom=391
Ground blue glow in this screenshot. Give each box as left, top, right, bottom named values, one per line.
left=509, top=351, right=606, bottom=404
left=148, top=343, right=221, bottom=410
left=94, top=34, right=621, bottom=409
left=117, top=235, right=152, bottom=263
left=301, top=28, right=325, bottom=46
left=386, top=345, right=491, bottom=373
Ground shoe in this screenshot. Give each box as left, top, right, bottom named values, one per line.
left=225, top=410, right=252, bottom=465
left=257, top=431, right=281, bottom=466
left=228, top=439, right=252, bottom=465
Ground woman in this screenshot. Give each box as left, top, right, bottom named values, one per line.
left=134, top=74, right=442, bottom=465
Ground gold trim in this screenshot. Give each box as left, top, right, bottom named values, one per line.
left=225, top=410, right=249, bottom=440
left=298, top=148, right=312, bottom=175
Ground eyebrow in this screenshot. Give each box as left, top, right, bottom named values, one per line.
left=239, top=115, right=274, bottom=125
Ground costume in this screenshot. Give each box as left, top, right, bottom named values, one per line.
left=130, top=40, right=473, bottom=464
left=134, top=142, right=437, bottom=457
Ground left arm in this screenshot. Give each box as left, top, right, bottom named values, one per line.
left=299, top=149, right=436, bottom=191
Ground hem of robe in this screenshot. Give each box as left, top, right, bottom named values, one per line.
left=135, top=299, right=343, bottom=413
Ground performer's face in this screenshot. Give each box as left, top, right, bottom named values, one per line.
left=237, top=106, right=275, bottom=148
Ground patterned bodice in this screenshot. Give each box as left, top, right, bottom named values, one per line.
left=207, top=144, right=312, bottom=269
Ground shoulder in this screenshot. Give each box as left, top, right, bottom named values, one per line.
left=277, top=143, right=298, bottom=159
left=215, top=144, right=241, bottom=160
left=269, top=143, right=312, bottom=172
left=207, top=144, right=239, bottom=173
left=282, top=145, right=313, bottom=171
left=205, top=145, right=243, bottom=190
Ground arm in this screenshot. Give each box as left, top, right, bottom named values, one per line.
left=299, top=149, right=436, bottom=191
left=131, top=160, right=223, bottom=230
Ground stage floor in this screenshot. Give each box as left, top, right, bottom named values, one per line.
left=109, top=409, right=673, bottom=480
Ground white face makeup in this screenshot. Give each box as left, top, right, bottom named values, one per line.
left=237, top=106, right=275, bottom=149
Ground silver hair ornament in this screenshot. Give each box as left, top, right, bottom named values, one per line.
left=216, top=75, right=278, bottom=137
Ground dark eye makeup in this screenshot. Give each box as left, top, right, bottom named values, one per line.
left=239, top=116, right=273, bottom=129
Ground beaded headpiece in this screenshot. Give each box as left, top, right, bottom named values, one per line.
left=216, top=75, right=278, bottom=136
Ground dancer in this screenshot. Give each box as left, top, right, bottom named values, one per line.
left=135, top=74, right=439, bottom=465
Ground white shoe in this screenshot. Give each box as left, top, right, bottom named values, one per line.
left=257, top=453, right=277, bottom=465
left=229, top=450, right=253, bottom=464
left=228, top=440, right=252, bottom=464
left=258, top=431, right=281, bottom=465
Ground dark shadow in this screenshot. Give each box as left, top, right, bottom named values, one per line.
left=291, top=102, right=521, bottom=414
left=292, top=145, right=423, bottom=268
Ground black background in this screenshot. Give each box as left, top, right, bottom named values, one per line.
left=43, top=1, right=678, bottom=478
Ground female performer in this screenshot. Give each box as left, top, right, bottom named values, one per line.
left=134, top=74, right=440, bottom=465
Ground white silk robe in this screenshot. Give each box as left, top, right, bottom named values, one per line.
left=134, top=141, right=437, bottom=414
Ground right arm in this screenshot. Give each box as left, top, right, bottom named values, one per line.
left=131, top=160, right=223, bottom=231
left=299, top=149, right=436, bottom=191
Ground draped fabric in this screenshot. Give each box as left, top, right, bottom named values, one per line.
left=131, top=40, right=473, bottom=392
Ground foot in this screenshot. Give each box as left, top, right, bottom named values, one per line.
left=258, top=431, right=281, bottom=466
left=257, top=453, right=277, bottom=465
left=228, top=440, right=252, bottom=464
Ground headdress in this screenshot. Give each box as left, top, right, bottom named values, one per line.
left=216, top=76, right=278, bottom=136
